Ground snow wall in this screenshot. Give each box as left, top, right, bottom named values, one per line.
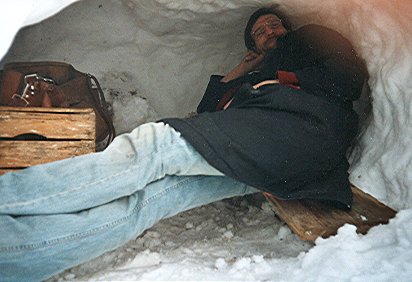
left=1, top=0, right=411, bottom=210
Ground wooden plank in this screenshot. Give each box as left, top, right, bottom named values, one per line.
left=0, top=140, right=95, bottom=168
left=264, top=185, right=397, bottom=242
left=0, top=107, right=95, bottom=140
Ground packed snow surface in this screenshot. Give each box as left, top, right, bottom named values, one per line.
left=49, top=198, right=412, bottom=281
left=1, top=0, right=412, bottom=281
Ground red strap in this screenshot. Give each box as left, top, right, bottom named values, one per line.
left=215, top=85, right=240, bottom=111
left=276, top=71, right=299, bottom=85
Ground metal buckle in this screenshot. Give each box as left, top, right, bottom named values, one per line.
left=11, top=73, right=55, bottom=106
left=11, top=93, right=30, bottom=106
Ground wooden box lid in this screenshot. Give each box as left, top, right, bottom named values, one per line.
left=0, top=106, right=96, bottom=174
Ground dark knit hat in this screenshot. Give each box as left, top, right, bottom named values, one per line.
left=244, top=7, right=292, bottom=51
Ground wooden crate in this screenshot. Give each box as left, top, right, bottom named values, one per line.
left=265, top=185, right=397, bottom=242
left=0, top=106, right=95, bottom=175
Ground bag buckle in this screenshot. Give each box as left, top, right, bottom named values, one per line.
left=12, top=73, right=55, bottom=105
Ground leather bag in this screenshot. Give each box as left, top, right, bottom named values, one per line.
left=0, top=61, right=115, bottom=148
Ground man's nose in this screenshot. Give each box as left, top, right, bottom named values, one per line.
left=264, top=26, right=275, bottom=36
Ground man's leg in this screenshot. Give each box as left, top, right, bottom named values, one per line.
left=0, top=122, right=222, bottom=215
left=0, top=121, right=257, bottom=281
left=0, top=175, right=257, bottom=281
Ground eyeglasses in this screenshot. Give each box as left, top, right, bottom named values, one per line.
left=251, top=19, right=283, bottom=40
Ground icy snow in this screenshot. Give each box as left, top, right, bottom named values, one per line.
left=1, top=0, right=412, bottom=281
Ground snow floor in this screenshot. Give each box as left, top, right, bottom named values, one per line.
left=47, top=195, right=310, bottom=281
left=46, top=194, right=412, bottom=282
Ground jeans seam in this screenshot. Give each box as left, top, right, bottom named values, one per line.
left=134, top=176, right=201, bottom=212
left=0, top=176, right=204, bottom=253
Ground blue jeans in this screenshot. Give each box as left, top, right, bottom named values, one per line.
left=0, top=122, right=257, bottom=281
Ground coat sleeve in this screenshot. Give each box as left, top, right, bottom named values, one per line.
left=282, top=25, right=367, bottom=102
left=197, top=75, right=244, bottom=113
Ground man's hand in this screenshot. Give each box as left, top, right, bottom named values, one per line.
left=242, top=51, right=265, bottom=71
left=221, top=51, right=264, bottom=83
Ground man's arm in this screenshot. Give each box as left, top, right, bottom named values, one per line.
left=221, top=51, right=265, bottom=83
left=197, top=51, right=265, bottom=113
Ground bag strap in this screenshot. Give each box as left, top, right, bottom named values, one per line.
left=87, top=74, right=116, bottom=149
